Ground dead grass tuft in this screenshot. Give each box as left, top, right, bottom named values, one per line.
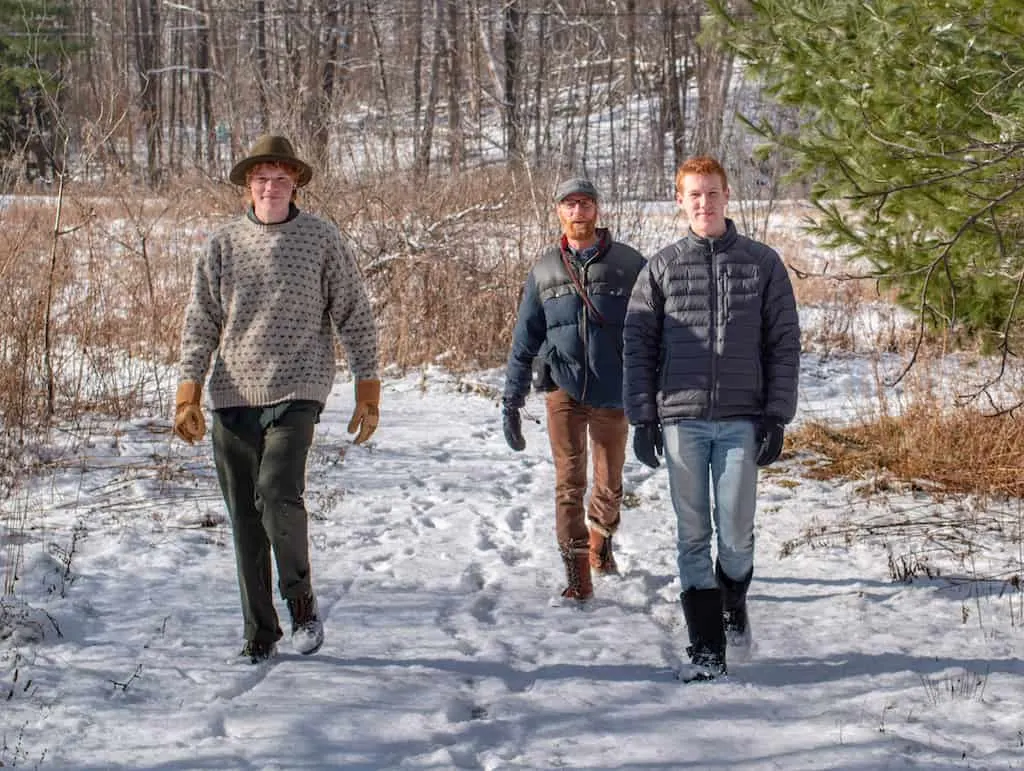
left=793, top=404, right=1024, bottom=499
left=309, top=166, right=551, bottom=371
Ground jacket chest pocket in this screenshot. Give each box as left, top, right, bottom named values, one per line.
left=719, top=264, right=761, bottom=318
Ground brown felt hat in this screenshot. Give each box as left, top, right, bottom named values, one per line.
left=229, top=134, right=313, bottom=187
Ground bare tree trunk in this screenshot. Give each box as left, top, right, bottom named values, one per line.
left=530, top=10, right=546, bottom=166
left=503, top=0, right=524, bottom=167
left=414, top=0, right=443, bottom=179
left=580, top=52, right=595, bottom=172
left=366, top=0, right=399, bottom=170
left=694, top=28, right=734, bottom=156
left=444, top=0, right=462, bottom=173
left=43, top=169, right=69, bottom=419
left=411, top=0, right=424, bottom=161
left=606, top=48, right=617, bottom=197
left=255, top=0, right=269, bottom=132
left=625, top=0, right=636, bottom=94
left=131, top=0, right=162, bottom=187
left=196, top=0, right=213, bottom=167
left=167, top=6, right=180, bottom=174
left=664, top=2, right=685, bottom=171
left=308, top=1, right=343, bottom=171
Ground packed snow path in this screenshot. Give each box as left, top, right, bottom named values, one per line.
left=2, top=359, right=1023, bottom=770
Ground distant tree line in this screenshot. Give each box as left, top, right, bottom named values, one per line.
left=7, top=0, right=1019, bottom=348
left=0, top=0, right=776, bottom=198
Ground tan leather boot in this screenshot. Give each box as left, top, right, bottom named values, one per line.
left=559, top=539, right=593, bottom=601
left=588, top=522, right=618, bottom=575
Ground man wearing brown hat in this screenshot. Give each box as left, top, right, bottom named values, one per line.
left=502, top=177, right=645, bottom=602
left=174, top=134, right=380, bottom=663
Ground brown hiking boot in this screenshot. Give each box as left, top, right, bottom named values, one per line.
left=588, top=524, right=618, bottom=575
left=559, top=539, right=593, bottom=601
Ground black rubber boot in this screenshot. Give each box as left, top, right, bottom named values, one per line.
left=716, top=561, right=753, bottom=648
left=680, top=587, right=727, bottom=678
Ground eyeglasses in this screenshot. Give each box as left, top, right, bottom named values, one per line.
left=559, top=198, right=596, bottom=211
left=250, top=174, right=295, bottom=188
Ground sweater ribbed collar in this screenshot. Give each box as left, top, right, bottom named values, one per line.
left=247, top=202, right=301, bottom=226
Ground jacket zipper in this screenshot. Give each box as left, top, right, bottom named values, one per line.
left=708, top=238, right=718, bottom=420
left=579, top=256, right=590, bottom=401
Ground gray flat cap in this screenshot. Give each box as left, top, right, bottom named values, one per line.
left=554, top=177, right=599, bottom=202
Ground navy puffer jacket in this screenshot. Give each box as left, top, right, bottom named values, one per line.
left=623, top=219, right=800, bottom=425
left=504, top=229, right=645, bottom=409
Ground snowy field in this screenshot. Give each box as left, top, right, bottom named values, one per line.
left=2, top=347, right=1024, bottom=770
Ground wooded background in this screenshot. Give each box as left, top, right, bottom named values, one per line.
left=4, top=1, right=1021, bottom=388
left=3, top=1, right=786, bottom=198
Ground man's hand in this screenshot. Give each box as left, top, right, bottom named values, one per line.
left=502, top=405, right=526, bottom=451
left=633, top=422, right=663, bottom=469
left=756, top=417, right=785, bottom=466
left=348, top=379, right=381, bottom=444
left=173, top=381, right=206, bottom=444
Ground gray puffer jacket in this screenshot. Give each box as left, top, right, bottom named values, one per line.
left=622, top=219, right=800, bottom=426
left=504, top=229, right=645, bottom=409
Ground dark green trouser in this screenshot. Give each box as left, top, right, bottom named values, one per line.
left=212, top=400, right=320, bottom=646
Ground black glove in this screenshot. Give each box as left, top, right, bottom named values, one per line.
left=502, top=405, right=526, bottom=451
left=756, top=418, right=785, bottom=467
left=633, top=423, right=663, bottom=469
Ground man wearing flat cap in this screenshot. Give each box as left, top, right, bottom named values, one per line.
left=502, top=177, right=645, bottom=602
left=174, top=134, right=380, bottom=663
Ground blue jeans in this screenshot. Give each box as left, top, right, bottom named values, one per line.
left=662, top=419, right=759, bottom=591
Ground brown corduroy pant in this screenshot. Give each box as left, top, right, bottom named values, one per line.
left=545, top=389, right=629, bottom=546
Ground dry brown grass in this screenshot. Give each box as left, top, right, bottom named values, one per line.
left=792, top=404, right=1024, bottom=500
left=2, top=174, right=1021, bottom=510
left=0, top=169, right=550, bottom=444
left=307, top=166, right=552, bottom=371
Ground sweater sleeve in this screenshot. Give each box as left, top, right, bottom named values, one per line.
left=325, top=228, right=378, bottom=381
left=178, top=235, right=224, bottom=386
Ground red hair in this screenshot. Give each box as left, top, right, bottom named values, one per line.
left=675, top=156, right=728, bottom=194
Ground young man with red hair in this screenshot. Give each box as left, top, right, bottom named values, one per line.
left=624, top=156, right=800, bottom=680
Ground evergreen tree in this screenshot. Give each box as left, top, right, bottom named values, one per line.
left=0, top=0, right=73, bottom=183
left=712, top=0, right=1024, bottom=350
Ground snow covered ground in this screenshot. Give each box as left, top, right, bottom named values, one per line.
left=2, top=349, right=1024, bottom=770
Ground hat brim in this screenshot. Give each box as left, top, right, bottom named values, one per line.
left=229, top=155, right=313, bottom=187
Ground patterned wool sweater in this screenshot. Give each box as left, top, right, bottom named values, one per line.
left=178, top=210, right=378, bottom=410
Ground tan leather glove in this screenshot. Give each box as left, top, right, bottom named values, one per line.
left=347, top=378, right=380, bottom=445
left=173, top=381, right=207, bottom=444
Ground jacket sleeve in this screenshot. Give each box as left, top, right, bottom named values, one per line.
left=503, top=273, right=546, bottom=408
left=760, top=253, right=801, bottom=423
left=622, top=263, right=663, bottom=425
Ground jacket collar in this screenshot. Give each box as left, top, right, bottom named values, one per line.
left=561, top=227, right=612, bottom=261
left=686, top=218, right=738, bottom=252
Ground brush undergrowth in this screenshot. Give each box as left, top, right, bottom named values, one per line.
left=793, top=406, right=1024, bottom=500
left=0, top=175, right=1021, bottom=597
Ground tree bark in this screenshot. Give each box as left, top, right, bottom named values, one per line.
left=503, top=0, right=524, bottom=167
left=131, top=0, right=162, bottom=186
